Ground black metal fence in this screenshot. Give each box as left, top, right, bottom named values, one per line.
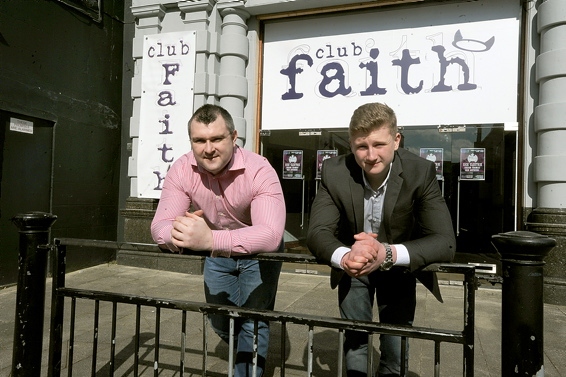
left=12, top=212, right=556, bottom=377
left=48, top=238, right=477, bottom=377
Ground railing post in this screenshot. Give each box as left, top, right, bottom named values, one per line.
left=491, top=230, right=555, bottom=377
left=11, top=212, right=57, bottom=377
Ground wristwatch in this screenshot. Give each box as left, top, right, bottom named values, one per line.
left=379, top=242, right=394, bottom=271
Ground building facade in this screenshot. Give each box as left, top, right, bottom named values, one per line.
left=1, top=0, right=562, bottom=303
left=121, top=0, right=566, bottom=304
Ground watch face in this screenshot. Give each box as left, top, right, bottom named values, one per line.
left=380, top=259, right=393, bottom=271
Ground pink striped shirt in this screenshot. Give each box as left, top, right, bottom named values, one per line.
left=150, top=146, right=286, bottom=257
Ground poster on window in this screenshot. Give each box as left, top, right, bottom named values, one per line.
left=420, top=148, right=444, bottom=180
left=283, top=150, right=303, bottom=179
left=460, top=148, right=486, bottom=180
left=136, top=31, right=197, bottom=199
left=316, top=150, right=338, bottom=179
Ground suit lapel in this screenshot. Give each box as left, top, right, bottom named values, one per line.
left=350, top=177, right=365, bottom=232
left=345, top=154, right=365, bottom=233
left=382, top=152, right=403, bottom=240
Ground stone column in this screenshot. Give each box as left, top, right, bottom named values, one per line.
left=527, top=0, right=566, bottom=305
left=218, top=2, right=249, bottom=146
left=123, top=2, right=167, bottom=244
left=178, top=0, right=219, bottom=108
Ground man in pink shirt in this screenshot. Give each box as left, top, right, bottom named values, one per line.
left=151, top=104, right=286, bottom=377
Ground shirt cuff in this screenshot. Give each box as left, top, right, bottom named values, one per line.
left=163, top=229, right=181, bottom=253
left=210, top=230, right=231, bottom=258
left=331, top=246, right=351, bottom=269
left=393, top=244, right=410, bottom=266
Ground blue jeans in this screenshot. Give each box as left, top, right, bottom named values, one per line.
left=204, top=256, right=282, bottom=377
left=338, top=269, right=416, bottom=376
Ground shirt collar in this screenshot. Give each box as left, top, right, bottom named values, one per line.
left=190, top=145, right=245, bottom=176
left=362, top=162, right=392, bottom=194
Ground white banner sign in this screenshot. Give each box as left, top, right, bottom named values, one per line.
left=137, top=31, right=196, bottom=199
left=262, top=0, right=520, bottom=129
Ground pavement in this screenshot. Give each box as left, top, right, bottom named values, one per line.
left=0, top=263, right=565, bottom=377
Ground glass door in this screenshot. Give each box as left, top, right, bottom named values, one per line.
left=261, top=128, right=350, bottom=247
left=261, top=124, right=517, bottom=268
left=400, top=124, right=516, bottom=268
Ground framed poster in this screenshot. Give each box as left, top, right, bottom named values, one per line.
left=460, top=148, right=486, bottom=180
left=283, top=150, right=303, bottom=179
left=420, top=148, right=444, bottom=180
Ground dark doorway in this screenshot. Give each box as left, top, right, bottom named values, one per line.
left=0, top=111, right=54, bottom=286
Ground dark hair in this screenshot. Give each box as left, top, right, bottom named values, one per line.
left=188, top=104, right=235, bottom=137
left=348, top=102, right=398, bottom=138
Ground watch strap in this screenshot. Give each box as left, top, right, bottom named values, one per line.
left=379, top=242, right=394, bottom=271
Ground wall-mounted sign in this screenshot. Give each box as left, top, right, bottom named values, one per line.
left=262, top=0, right=520, bottom=130
left=136, top=31, right=196, bottom=199
left=283, top=150, right=303, bottom=179
left=9, top=118, right=33, bottom=134
left=316, top=150, right=338, bottom=179
left=460, top=148, right=486, bottom=181
left=420, top=148, right=443, bottom=180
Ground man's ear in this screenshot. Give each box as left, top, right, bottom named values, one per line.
left=232, top=130, right=238, bottom=144
left=394, top=132, right=401, bottom=150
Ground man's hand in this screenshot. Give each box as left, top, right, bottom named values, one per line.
left=341, top=232, right=391, bottom=277
left=171, top=210, right=213, bottom=251
left=342, top=232, right=378, bottom=277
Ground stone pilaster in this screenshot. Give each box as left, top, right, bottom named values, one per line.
left=528, top=0, right=566, bottom=305
left=527, top=209, right=566, bottom=305
left=122, top=3, right=167, bottom=245
left=178, top=0, right=219, bottom=108
left=218, top=2, right=249, bottom=146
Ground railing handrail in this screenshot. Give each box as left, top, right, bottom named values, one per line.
left=54, top=237, right=478, bottom=272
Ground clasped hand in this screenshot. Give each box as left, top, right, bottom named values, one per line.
left=171, top=210, right=213, bottom=251
left=341, top=232, right=386, bottom=277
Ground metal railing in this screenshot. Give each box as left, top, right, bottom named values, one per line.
left=13, top=212, right=557, bottom=377
left=44, top=237, right=477, bottom=377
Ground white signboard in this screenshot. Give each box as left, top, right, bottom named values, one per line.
left=10, top=118, right=33, bottom=134
left=262, top=0, right=520, bottom=129
left=137, top=31, right=196, bottom=199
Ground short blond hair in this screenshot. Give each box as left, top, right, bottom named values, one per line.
left=348, top=102, right=397, bottom=138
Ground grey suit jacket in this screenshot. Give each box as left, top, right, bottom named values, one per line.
left=306, top=148, right=456, bottom=302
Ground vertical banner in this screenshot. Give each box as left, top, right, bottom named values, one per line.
left=137, top=31, right=197, bottom=199
left=316, top=150, right=338, bottom=179
left=420, top=148, right=444, bottom=180
left=460, top=148, right=486, bottom=180
left=283, top=150, right=303, bottom=179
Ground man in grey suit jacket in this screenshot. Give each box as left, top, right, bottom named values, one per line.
left=307, top=102, right=455, bottom=377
